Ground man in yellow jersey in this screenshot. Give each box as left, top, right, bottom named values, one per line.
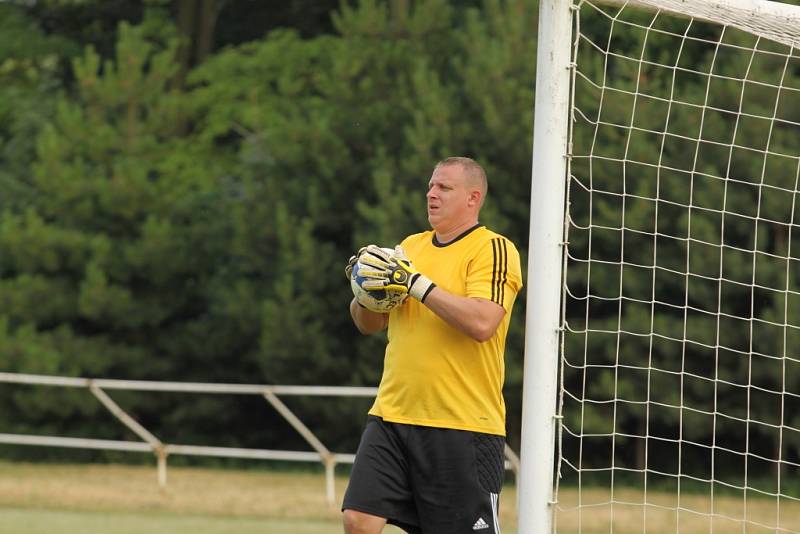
left=342, top=157, right=523, bottom=534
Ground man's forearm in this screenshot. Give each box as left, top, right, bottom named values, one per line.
left=421, top=288, right=505, bottom=342
left=350, top=298, right=389, bottom=334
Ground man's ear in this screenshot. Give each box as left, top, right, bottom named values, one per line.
left=468, top=189, right=482, bottom=207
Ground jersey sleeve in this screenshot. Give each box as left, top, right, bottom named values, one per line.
left=465, top=236, right=523, bottom=310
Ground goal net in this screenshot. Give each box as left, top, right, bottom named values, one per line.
left=554, top=0, right=800, bottom=532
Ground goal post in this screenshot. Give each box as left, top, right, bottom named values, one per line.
left=520, top=0, right=800, bottom=532
left=518, top=0, right=574, bottom=531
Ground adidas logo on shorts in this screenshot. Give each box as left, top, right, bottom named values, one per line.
left=472, top=517, right=490, bottom=530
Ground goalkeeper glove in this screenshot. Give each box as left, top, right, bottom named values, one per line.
left=354, top=244, right=395, bottom=277
left=345, top=245, right=389, bottom=279
left=359, top=245, right=436, bottom=303
left=345, top=246, right=367, bottom=280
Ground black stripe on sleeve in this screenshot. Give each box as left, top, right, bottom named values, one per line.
left=490, top=239, right=498, bottom=304
left=490, top=238, right=508, bottom=306
left=499, top=238, right=508, bottom=305
left=492, top=237, right=508, bottom=306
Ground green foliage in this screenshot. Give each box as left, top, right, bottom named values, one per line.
left=2, top=0, right=796, bottom=479
left=0, top=14, right=230, bottom=448
left=0, top=0, right=519, bottom=456
left=0, top=0, right=544, bottom=456
left=0, top=5, right=78, bottom=213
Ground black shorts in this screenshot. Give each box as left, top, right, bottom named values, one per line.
left=342, top=416, right=506, bottom=534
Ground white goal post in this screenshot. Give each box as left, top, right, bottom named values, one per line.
left=520, top=0, right=800, bottom=533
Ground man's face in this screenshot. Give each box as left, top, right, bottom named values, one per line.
left=426, top=164, right=476, bottom=231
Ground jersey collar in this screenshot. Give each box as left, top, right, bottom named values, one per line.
left=432, top=223, right=484, bottom=248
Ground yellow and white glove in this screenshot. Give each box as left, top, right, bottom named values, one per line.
left=345, top=245, right=392, bottom=279
left=344, top=246, right=368, bottom=280
left=358, top=245, right=436, bottom=303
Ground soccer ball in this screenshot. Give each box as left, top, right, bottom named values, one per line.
left=350, top=260, right=407, bottom=313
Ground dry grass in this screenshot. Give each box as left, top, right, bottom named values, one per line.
left=0, top=462, right=349, bottom=520
left=0, top=461, right=518, bottom=531
left=555, top=487, right=800, bottom=533
left=2, top=462, right=798, bottom=533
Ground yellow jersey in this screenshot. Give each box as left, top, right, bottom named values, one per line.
left=368, top=225, right=523, bottom=436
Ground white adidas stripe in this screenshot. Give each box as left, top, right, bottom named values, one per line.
left=490, top=492, right=501, bottom=533
left=474, top=492, right=501, bottom=531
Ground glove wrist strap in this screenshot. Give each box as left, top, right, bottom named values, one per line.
left=409, top=274, right=435, bottom=302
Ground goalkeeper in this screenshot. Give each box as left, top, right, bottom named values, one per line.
left=342, top=157, right=523, bottom=534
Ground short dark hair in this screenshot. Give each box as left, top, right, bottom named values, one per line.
left=436, top=157, right=488, bottom=205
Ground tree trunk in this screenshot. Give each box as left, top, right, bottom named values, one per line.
left=173, top=0, right=197, bottom=91
left=173, top=0, right=222, bottom=90
left=195, top=0, right=219, bottom=64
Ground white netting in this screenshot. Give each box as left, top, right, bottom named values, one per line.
left=556, top=0, right=800, bottom=531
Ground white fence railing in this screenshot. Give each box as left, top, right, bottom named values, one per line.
left=0, top=372, right=520, bottom=506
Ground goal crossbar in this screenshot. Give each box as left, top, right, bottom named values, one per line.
left=602, top=0, right=800, bottom=49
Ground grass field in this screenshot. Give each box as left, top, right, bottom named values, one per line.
left=555, top=487, right=800, bottom=533
left=1, top=461, right=798, bottom=533
left=0, top=461, right=516, bottom=533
